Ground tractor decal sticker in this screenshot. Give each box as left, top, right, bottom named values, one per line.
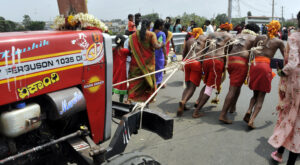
left=60, top=91, right=84, bottom=115
left=0, top=40, right=50, bottom=61
left=71, top=33, right=89, bottom=50
left=0, top=52, right=83, bottom=83
left=17, top=73, right=60, bottom=99
left=92, top=32, right=101, bottom=43
left=83, top=76, right=104, bottom=93
left=72, top=141, right=90, bottom=151
left=85, top=42, right=104, bottom=61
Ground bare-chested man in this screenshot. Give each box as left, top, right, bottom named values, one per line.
left=193, top=23, right=233, bottom=118
left=219, top=23, right=260, bottom=124
left=177, top=28, right=207, bottom=116
left=244, top=20, right=285, bottom=129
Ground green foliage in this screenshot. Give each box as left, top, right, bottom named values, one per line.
left=231, top=17, right=246, bottom=27
left=0, top=17, right=6, bottom=32
left=22, top=15, right=45, bottom=31
left=247, top=11, right=252, bottom=17
left=22, top=14, right=31, bottom=29
left=0, top=17, right=19, bottom=32
left=284, top=20, right=297, bottom=28
left=0, top=15, right=45, bottom=32
left=5, top=20, right=17, bottom=32
left=174, top=12, right=207, bottom=28
left=214, top=13, right=229, bottom=26
left=27, top=21, right=45, bottom=31
left=141, top=13, right=159, bottom=22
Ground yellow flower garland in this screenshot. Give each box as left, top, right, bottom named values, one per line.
left=67, top=15, right=76, bottom=27
left=266, top=20, right=281, bottom=39
left=53, top=13, right=108, bottom=32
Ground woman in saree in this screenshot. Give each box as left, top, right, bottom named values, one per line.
left=128, top=19, right=164, bottom=102
left=153, top=19, right=167, bottom=87
left=268, top=11, right=300, bottom=165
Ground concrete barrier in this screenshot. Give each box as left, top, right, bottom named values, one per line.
left=111, top=32, right=187, bottom=48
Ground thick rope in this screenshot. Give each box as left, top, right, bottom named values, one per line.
left=113, top=45, right=262, bottom=89
left=122, top=41, right=262, bottom=129
left=133, top=68, right=179, bottom=128
left=112, top=63, right=179, bottom=87
left=183, top=46, right=262, bottom=65
left=113, top=39, right=240, bottom=88
left=185, top=39, right=239, bottom=62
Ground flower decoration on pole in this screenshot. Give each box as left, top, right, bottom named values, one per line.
left=53, top=13, right=108, bottom=32
left=266, top=20, right=281, bottom=39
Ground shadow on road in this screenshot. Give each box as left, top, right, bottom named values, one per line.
left=180, top=109, right=273, bottom=132
left=167, top=80, right=184, bottom=87
left=156, top=97, right=274, bottom=132
left=254, top=136, right=280, bottom=165
left=255, top=137, right=300, bottom=165
left=155, top=97, right=178, bottom=114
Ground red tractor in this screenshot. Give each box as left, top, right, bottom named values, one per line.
left=0, top=24, right=173, bottom=165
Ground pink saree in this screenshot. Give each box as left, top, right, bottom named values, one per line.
left=268, top=32, right=300, bottom=153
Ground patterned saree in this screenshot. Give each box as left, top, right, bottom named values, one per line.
left=128, top=31, right=157, bottom=102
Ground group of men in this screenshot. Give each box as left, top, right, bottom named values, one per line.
left=178, top=20, right=285, bottom=129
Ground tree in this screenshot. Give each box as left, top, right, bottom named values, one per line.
left=5, top=20, right=17, bottom=32
left=0, top=17, right=20, bottom=32
left=175, top=12, right=206, bottom=28
left=27, top=21, right=45, bottom=30
left=22, top=14, right=45, bottom=31
left=22, top=14, right=31, bottom=29
left=247, top=11, right=252, bottom=17
left=284, top=20, right=297, bottom=28
left=231, top=17, right=246, bottom=27
left=214, top=13, right=229, bottom=26
left=0, top=17, right=6, bottom=32
left=141, top=13, right=159, bottom=22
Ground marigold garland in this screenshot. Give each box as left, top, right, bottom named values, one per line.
left=219, top=22, right=233, bottom=31
left=266, top=20, right=281, bottom=39
left=191, top=28, right=204, bottom=39
left=67, top=15, right=76, bottom=27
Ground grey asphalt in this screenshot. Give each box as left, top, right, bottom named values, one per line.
left=110, top=49, right=300, bottom=165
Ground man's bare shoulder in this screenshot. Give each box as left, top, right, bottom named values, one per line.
left=223, top=32, right=233, bottom=41
left=207, top=33, right=216, bottom=39
left=245, top=34, right=257, bottom=41
left=186, top=38, right=196, bottom=45
left=273, top=37, right=284, bottom=43
left=256, top=35, right=267, bottom=40
left=197, top=35, right=208, bottom=42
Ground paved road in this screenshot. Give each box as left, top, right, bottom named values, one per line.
left=110, top=50, right=299, bottom=165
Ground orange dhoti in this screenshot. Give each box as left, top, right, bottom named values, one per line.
left=184, top=59, right=202, bottom=86
left=227, top=56, right=248, bottom=87
left=203, top=58, right=224, bottom=91
left=248, top=56, right=273, bottom=93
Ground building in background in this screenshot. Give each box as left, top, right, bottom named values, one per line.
left=245, top=16, right=282, bottom=27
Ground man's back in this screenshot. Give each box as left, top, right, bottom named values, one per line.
left=253, top=35, right=285, bottom=59
left=206, top=32, right=232, bottom=57
left=230, top=33, right=256, bottom=58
